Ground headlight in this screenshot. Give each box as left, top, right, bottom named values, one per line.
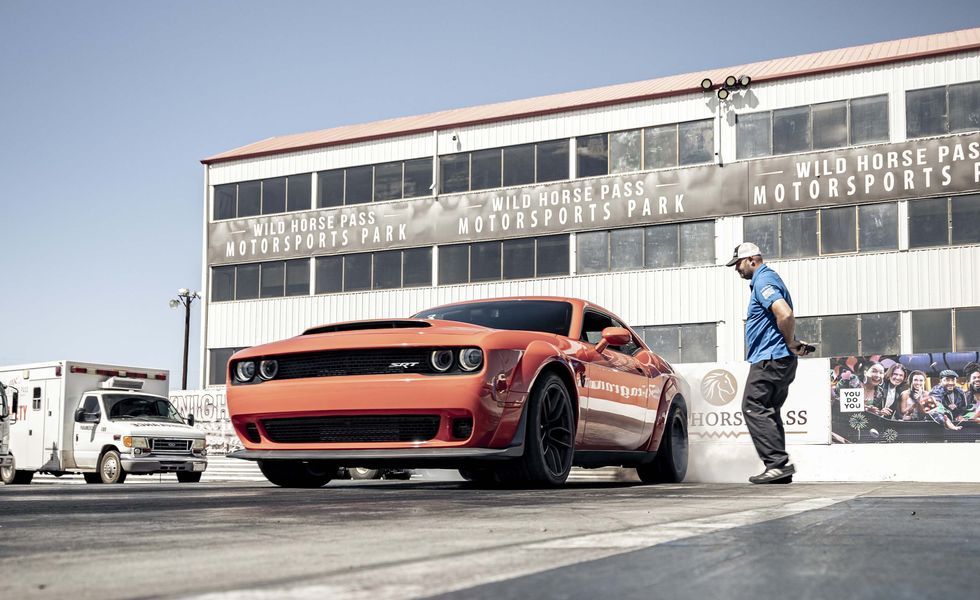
left=235, top=361, right=256, bottom=382
left=259, top=359, right=278, bottom=380
left=192, top=439, right=206, bottom=450
left=123, top=436, right=149, bottom=449
left=458, top=348, right=484, bottom=371
left=430, top=349, right=454, bottom=372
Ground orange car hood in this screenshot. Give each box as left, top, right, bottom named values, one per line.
left=233, top=319, right=562, bottom=359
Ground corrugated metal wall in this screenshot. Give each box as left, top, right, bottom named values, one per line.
left=200, top=51, right=980, bottom=385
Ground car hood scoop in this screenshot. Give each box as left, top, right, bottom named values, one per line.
left=303, top=320, right=433, bottom=335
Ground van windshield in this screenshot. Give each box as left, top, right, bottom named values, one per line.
left=104, top=394, right=183, bottom=424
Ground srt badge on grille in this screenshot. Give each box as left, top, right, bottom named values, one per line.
left=388, top=362, right=420, bottom=369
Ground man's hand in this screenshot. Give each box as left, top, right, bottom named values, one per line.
left=789, top=340, right=813, bottom=356
left=881, top=407, right=894, bottom=417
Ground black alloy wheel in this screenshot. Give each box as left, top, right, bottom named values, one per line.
left=637, top=402, right=688, bottom=483
left=505, top=372, right=575, bottom=486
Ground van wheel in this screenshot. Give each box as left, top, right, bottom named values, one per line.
left=348, top=467, right=380, bottom=480
left=1, top=456, right=33, bottom=485
left=177, top=472, right=203, bottom=483
left=99, top=450, right=127, bottom=484
left=636, top=403, right=688, bottom=484
left=259, top=460, right=335, bottom=488
left=83, top=473, right=102, bottom=484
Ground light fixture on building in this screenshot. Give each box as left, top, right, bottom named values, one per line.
left=700, top=78, right=713, bottom=90
left=739, top=74, right=751, bottom=87
left=725, top=75, right=738, bottom=87
left=717, top=88, right=730, bottom=100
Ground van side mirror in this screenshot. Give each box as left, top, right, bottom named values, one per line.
left=74, top=408, right=87, bottom=423
left=187, top=414, right=195, bottom=427
left=74, top=408, right=100, bottom=423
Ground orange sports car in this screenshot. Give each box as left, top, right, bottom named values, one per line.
left=227, top=297, right=690, bottom=487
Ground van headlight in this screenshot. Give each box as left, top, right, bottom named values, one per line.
left=192, top=439, right=206, bottom=451
left=123, top=436, right=149, bottom=449
left=458, top=348, right=484, bottom=372
left=235, top=361, right=256, bottom=382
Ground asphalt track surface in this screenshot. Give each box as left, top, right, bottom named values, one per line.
left=1, top=479, right=977, bottom=600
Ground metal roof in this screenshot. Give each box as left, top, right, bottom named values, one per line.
left=203, top=27, right=980, bottom=165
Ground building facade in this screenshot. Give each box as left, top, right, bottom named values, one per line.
left=199, top=29, right=980, bottom=388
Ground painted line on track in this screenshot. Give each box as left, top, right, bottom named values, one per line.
left=180, top=495, right=853, bottom=600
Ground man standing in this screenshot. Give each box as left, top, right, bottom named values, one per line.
left=727, top=242, right=812, bottom=484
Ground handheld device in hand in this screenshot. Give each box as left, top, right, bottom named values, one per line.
left=801, top=342, right=817, bottom=354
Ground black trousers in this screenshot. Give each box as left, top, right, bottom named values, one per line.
left=742, top=356, right=798, bottom=469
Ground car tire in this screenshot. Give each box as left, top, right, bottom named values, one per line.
left=83, top=473, right=102, bottom=484
left=1, top=455, right=33, bottom=485
left=177, top=471, right=203, bottom=483
left=636, top=402, right=688, bottom=484
left=505, top=372, right=576, bottom=487
left=259, top=460, right=335, bottom=488
left=348, top=467, right=380, bottom=480
left=98, top=450, right=127, bottom=484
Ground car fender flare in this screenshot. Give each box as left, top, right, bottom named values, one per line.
left=646, top=378, right=689, bottom=453
left=504, top=341, right=582, bottom=449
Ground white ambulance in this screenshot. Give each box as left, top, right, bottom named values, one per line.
left=0, top=361, right=207, bottom=485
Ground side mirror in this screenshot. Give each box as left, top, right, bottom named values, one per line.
left=594, top=327, right=632, bottom=354
left=187, top=413, right=195, bottom=427
left=74, top=408, right=87, bottom=423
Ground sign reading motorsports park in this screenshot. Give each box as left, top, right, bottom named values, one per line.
left=208, top=132, right=980, bottom=265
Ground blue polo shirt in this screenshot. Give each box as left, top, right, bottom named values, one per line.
left=745, top=264, right=793, bottom=364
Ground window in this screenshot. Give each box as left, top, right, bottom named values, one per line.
left=912, top=309, right=952, bottom=353
left=286, top=174, right=311, bottom=212
left=373, top=162, right=403, bottom=202
left=317, top=169, right=344, bottom=208
left=609, top=130, right=641, bottom=173
left=345, top=165, right=373, bottom=204
left=793, top=312, right=900, bottom=357
left=912, top=308, right=980, bottom=352
left=471, top=148, right=502, bottom=191
left=536, top=139, right=569, bottom=182
left=438, top=236, right=569, bottom=285
left=503, top=144, right=534, bottom=186
left=212, top=260, right=311, bottom=301
left=237, top=181, right=261, bottom=217
left=644, top=125, right=678, bottom=170
left=577, top=134, right=608, bottom=178
left=262, top=177, right=286, bottom=214
left=744, top=203, right=897, bottom=259
left=214, top=185, right=236, bottom=220
left=314, top=248, right=433, bottom=294
left=403, top=158, right=433, bottom=198
left=907, top=81, right=980, bottom=137
left=285, top=259, right=309, bottom=296
left=637, top=323, right=717, bottom=363
left=578, top=221, right=715, bottom=274
left=909, top=195, right=980, bottom=248
left=211, top=266, right=235, bottom=302
left=209, top=347, right=246, bottom=386
left=738, top=95, right=888, bottom=159
left=678, top=119, right=714, bottom=165
left=32, top=387, right=41, bottom=410
left=440, top=153, right=470, bottom=194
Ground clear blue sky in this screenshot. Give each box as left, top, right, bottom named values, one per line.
left=1, top=0, right=976, bottom=387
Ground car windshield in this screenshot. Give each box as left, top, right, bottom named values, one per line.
left=412, top=300, right=573, bottom=336
left=104, top=394, right=183, bottom=424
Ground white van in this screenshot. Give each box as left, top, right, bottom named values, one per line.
left=0, top=361, right=207, bottom=485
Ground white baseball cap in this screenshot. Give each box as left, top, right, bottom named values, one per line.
left=725, top=242, right=762, bottom=266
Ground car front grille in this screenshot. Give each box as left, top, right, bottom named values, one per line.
left=275, top=348, right=437, bottom=380
left=151, top=438, right=192, bottom=454
left=261, top=415, right=441, bottom=443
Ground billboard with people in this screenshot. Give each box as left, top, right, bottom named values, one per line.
left=831, top=352, right=980, bottom=443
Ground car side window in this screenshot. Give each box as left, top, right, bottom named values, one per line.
left=580, top=311, right=615, bottom=344
left=81, top=395, right=101, bottom=418
left=611, top=318, right=643, bottom=356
